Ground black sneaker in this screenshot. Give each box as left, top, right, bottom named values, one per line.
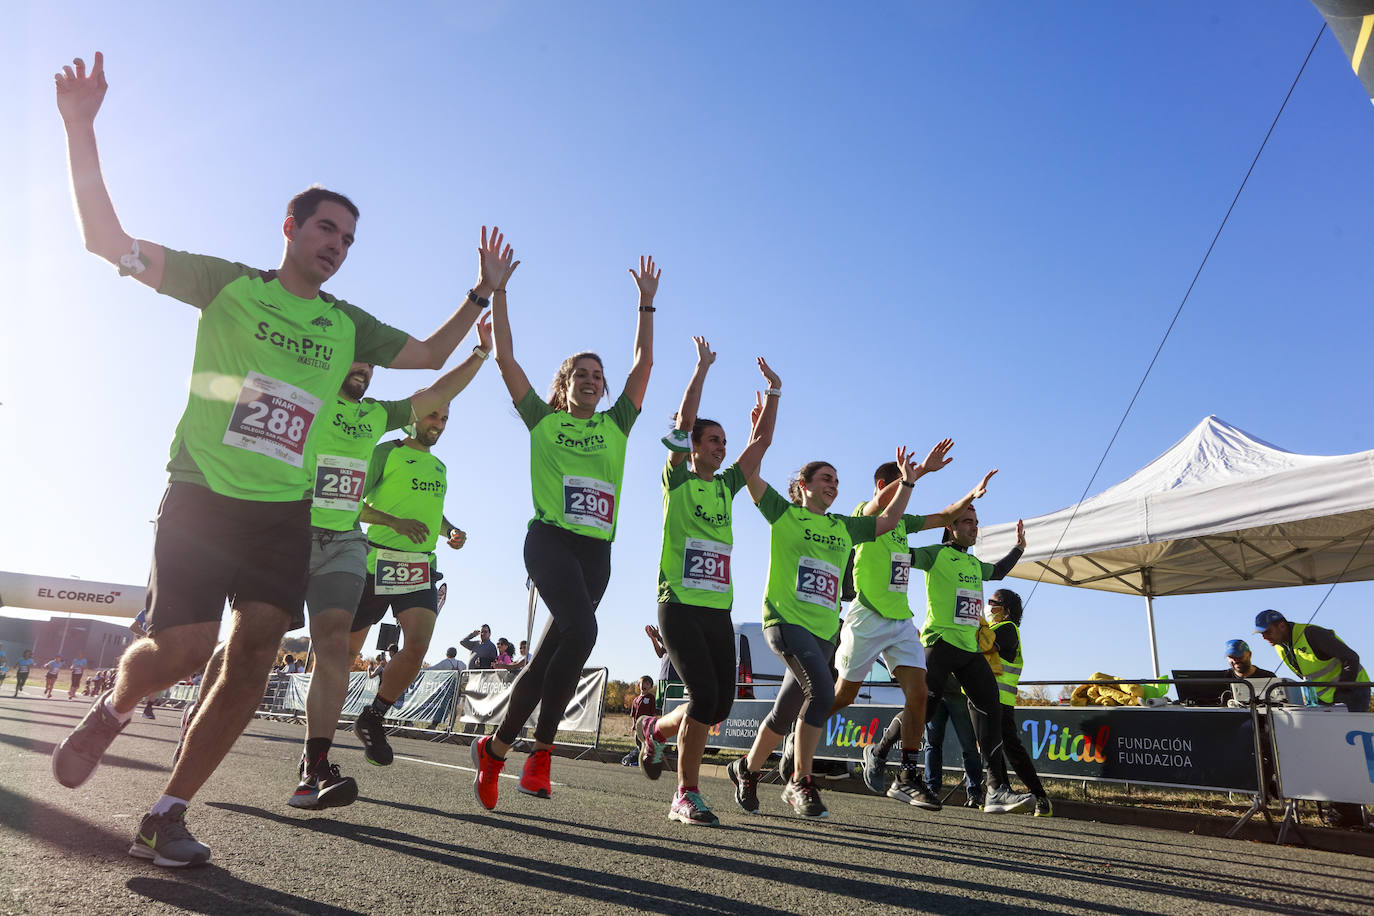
left=726, top=756, right=760, bottom=814
left=353, top=706, right=393, bottom=766
left=127, top=804, right=211, bottom=867
left=53, top=690, right=128, bottom=788
left=1033, top=795, right=1054, bottom=818
left=965, top=791, right=985, bottom=809
left=289, top=758, right=358, bottom=810
left=887, top=769, right=942, bottom=811
left=781, top=775, right=828, bottom=819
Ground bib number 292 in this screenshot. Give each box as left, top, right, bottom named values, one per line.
left=375, top=549, right=431, bottom=596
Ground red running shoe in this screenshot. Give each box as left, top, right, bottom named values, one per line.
left=471, top=735, right=505, bottom=810
left=518, top=748, right=552, bottom=799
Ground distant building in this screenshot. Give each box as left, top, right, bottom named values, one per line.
left=1, top=615, right=137, bottom=669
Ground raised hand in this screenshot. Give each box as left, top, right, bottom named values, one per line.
left=897, top=446, right=922, bottom=483
left=693, top=336, right=716, bottom=367
left=750, top=391, right=763, bottom=430
left=54, top=53, right=108, bottom=126
left=969, top=469, right=998, bottom=500
left=476, top=312, right=493, bottom=352
left=757, top=357, right=780, bottom=390
left=918, top=438, right=954, bottom=475
left=477, top=226, right=519, bottom=293
left=1015, top=518, right=1026, bottom=549
left=629, top=255, right=660, bottom=301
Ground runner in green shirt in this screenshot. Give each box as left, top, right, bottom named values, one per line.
left=634, top=337, right=781, bottom=827
left=50, top=51, right=510, bottom=868
left=471, top=254, right=658, bottom=811
left=727, top=447, right=925, bottom=819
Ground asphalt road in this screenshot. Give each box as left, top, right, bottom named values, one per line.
left=1, top=688, right=1370, bottom=915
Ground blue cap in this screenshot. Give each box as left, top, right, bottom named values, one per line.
left=1253, top=609, right=1287, bottom=632
left=1224, top=639, right=1250, bottom=658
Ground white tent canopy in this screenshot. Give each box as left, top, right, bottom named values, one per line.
left=975, top=416, right=1374, bottom=674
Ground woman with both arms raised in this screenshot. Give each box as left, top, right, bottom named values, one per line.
left=471, top=253, right=659, bottom=809
left=728, top=446, right=925, bottom=818
left=633, top=337, right=780, bottom=826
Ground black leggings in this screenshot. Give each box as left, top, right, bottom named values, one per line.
left=761, top=622, right=837, bottom=732
left=496, top=523, right=611, bottom=746
left=876, top=638, right=1010, bottom=789
left=999, top=704, right=1045, bottom=797
left=658, top=601, right=735, bottom=726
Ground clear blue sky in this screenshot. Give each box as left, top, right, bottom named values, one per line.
left=3, top=2, right=1372, bottom=689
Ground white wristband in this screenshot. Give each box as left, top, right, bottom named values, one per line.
left=118, top=239, right=147, bottom=277
left=764, top=388, right=781, bottom=398
left=473, top=345, right=490, bottom=361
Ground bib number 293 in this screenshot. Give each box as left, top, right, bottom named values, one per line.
left=795, top=556, right=840, bottom=608
left=562, top=476, right=616, bottom=533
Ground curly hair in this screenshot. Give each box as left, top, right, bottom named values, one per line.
left=788, top=461, right=835, bottom=505
left=546, top=352, right=605, bottom=413
left=992, top=588, right=1024, bottom=626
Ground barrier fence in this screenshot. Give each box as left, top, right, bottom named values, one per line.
left=665, top=675, right=1373, bottom=844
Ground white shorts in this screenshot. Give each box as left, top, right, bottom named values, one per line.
left=835, top=603, right=926, bottom=681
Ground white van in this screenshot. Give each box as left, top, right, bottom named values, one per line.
left=733, top=620, right=906, bottom=706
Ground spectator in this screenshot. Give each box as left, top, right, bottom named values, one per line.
left=493, top=639, right=517, bottom=669
left=428, top=648, right=465, bottom=672
left=511, top=640, right=530, bottom=672
left=622, top=675, right=658, bottom=766
left=1224, top=638, right=1275, bottom=680
left=461, top=626, right=498, bottom=671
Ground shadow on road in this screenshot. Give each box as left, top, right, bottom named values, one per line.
left=127, top=876, right=365, bottom=915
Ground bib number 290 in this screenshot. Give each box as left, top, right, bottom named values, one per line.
left=562, top=476, right=616, bottom=533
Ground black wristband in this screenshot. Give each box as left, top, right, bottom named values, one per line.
left=467, top=289, right=490, bottom=308
left=639, top=306, right=656, bottom=312
left=900, top=480, right=916, bottom=488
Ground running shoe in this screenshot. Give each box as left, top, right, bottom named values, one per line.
left=289, top=758, right=358, bottom=810
left=781, top=776, right=829, bottom=819
left=470, top=735, right=504, bottom=810
left=52, top=690, right=128, bottom=788
left=637, top=715, right=664, bottom=780
left=142, top=704, right=156, bottom=719
left=171, top=701, right=197, bottom=768
left=518, top=748, right=552, bottom=799
left=668, top=788, right=720, bottom=827
left=726, top=756, right=760, bottom=814
left=779, top=731, right=796, bottom=784
left=127, top=804, right=211, bottom=868
left=1033, top=795, right=1054, bottom=818
left=353, top=706, right=394, bottom=766
left=860, top=743, right=887, bottom=795
left=887, top=769, right=942, bottom=811
left=964, top=789, right=985, bottom=809
left=983, top=785, right=1035, bottom=814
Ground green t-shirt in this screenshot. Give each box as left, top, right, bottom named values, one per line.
left=910, top=543, right=995, bottom=652
left=363, top=440, right=448, bottom=573
left=756, top=485, right=879, bottom=641
left=657, top=458, right=749, bottom=608
left=308, top=396, right=413, bottom=532
left=851, top=501, right=927, bottom=621
left=516, top=389, right=638, bottom=541
left=158, top=250, right=408, bottom=501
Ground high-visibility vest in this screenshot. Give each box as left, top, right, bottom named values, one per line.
left=1276, top=623, right=1369, bottom=704
left=990, top=620, right=1022, bottom=707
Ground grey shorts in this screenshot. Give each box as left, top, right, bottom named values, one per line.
left=305, top=529, right=367, bottom=617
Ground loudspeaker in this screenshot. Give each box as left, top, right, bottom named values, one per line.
left=376, top=623, right=400, bottom=652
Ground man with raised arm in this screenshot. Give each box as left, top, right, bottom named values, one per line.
left=49, top=52, right=505, bottom=868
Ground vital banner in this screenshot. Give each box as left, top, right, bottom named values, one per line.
left=1270, top=708, right=1374, bottom=803
left=673, top=700, right=1260, bottom=792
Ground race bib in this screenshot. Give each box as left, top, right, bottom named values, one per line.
left=223, top=371, right=322, bottom=468
left=313, top=454, right=368, bottom=511
left=888, top=552, right=911, bottom=593
left=562, top=475, right=616, bottom=532
left=795, top=556, right=841, bottom=608
left=374, top=548, right=432, bottom=595
left=682, top=538, right=731, bottom=593
left=954, top=587, right=983, bottom=626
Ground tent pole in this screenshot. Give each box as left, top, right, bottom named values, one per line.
left=1142, top=569, right=1160, bottom=678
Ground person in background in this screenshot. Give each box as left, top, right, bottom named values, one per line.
left=1225, top=639, right=1275, bottom=680
left=623, top=676, right=657, bottom=766
left=427, top=648, right=464, bottom=671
